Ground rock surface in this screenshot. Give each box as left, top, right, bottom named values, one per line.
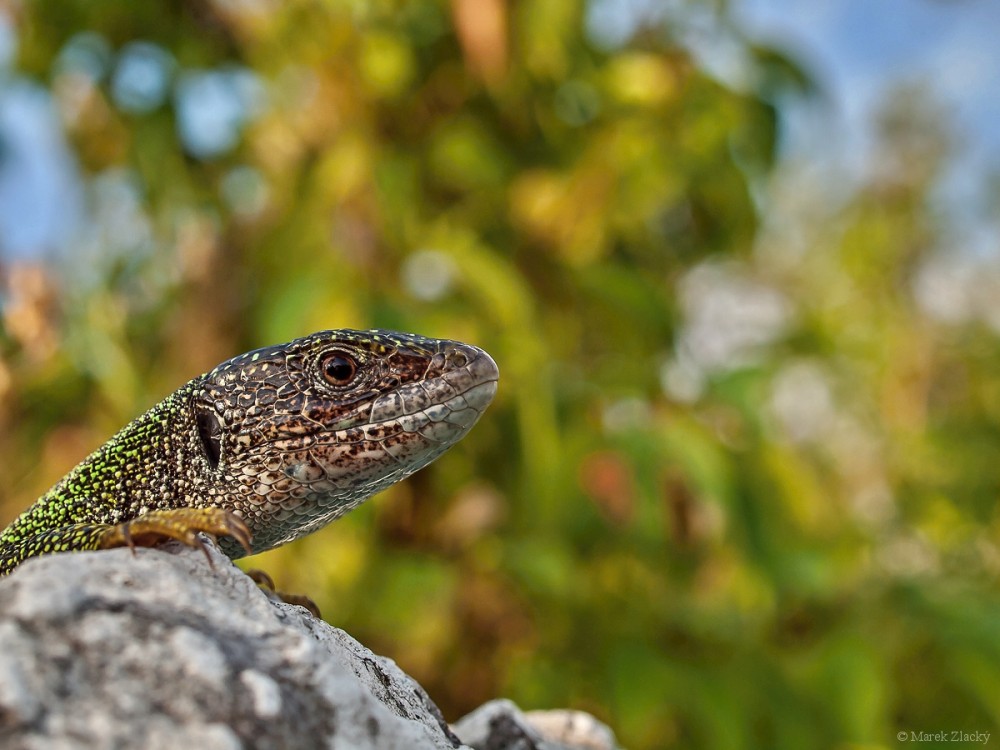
left=0, top=543, right=619, bottom=750
left=455, top=700, right=620, bottom=750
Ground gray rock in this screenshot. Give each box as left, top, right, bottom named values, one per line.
left=452, top=700, right=619, bottom=750
left=0, top=543, right=620, bottom=750
left=0, top=543, right=461, bottom=750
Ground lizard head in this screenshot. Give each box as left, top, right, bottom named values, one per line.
left=189, top=329, right=498, bottom=553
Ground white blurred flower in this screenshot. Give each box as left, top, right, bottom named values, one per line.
left=676, top=260, right=793, bottom=373
left=768, top=361, right=835, bottom=443
left=402, top=249, right=456, bottom=301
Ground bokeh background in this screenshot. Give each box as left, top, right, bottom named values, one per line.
left=2, top=1, right=1000, bottom=748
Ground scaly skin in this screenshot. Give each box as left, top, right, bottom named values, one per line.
left=0, top=329, right=499, bottom=575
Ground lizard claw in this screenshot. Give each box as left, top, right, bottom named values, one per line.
left=98, top=508, right=253, bottom=559
left=246, top=568, right=322, bottom=618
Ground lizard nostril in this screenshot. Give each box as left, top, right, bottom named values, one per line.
left=447, top=349, right=470, bottom=369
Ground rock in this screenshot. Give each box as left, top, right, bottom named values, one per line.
left=0, top=543, right=620, bottom=750
left=0, top=543, right=461, bottom=750
left=453, top=700, right=619, bottom=750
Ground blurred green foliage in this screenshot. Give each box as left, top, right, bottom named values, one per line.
left=1, top=1, right=999, bottom=748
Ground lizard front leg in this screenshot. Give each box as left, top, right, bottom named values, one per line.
left=0, top=507, right=251, bottom=575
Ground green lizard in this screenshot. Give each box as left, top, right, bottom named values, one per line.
left=0, top=329, right=498, bottom=575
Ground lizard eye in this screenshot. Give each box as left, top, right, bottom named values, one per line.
left=320, top=352, right=358, bottom=386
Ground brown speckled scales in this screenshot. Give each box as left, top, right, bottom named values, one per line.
left=0, top=329, right=499, bottom=574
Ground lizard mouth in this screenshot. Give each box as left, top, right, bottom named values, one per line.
left=369, top=343, right=499, bottom=435
left=344, top=343, right=497, bottom=468
left=273, top=343, right=498, bottom=494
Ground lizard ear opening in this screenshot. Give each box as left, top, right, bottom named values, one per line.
left=196, top=408, right=223, bottom=469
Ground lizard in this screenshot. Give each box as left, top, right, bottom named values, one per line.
left=0, top=329, right=498, bottom=577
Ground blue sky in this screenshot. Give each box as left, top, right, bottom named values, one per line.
left=736, top=0, right=1000, bottom=212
